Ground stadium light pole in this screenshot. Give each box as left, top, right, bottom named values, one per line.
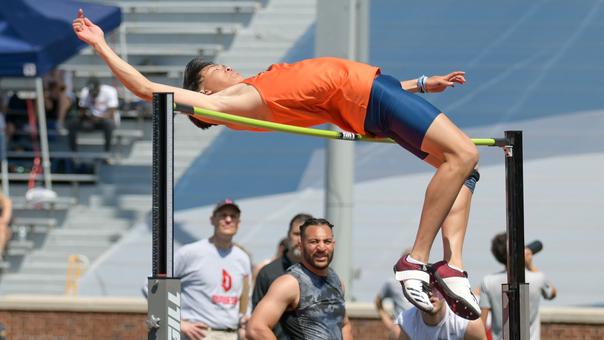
left=317, top=0, right=369, bottom=299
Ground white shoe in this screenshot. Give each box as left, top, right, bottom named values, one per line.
left=394, top=255, right=433, bottom=313
left=431, top=261, right=481, bottom=320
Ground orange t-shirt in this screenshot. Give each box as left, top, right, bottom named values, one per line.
left=242, top=57, right=380, bottom=134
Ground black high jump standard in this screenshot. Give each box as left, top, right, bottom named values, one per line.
left=146, top=92, right=529, bottom=339
left=147, top=93, right=181, bottom=339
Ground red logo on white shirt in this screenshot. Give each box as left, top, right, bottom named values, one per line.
left=211, top=269, right=238, bottom=306
left=222, top=269, right=232, bottom=292
left=211, top=295, right=238, bottom=305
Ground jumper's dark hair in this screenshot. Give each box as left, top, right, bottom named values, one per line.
left=288, top=213, right=314, bottom=235
left=300, top=218, right=334, bottom=239
left=491, top=232, right=508, bottom=266
left=182, top=57, right=216, bottom=130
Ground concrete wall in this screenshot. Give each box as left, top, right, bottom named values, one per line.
left=1, top=296, right=603, bottom=339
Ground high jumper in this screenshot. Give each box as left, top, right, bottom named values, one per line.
left=73, top=9, right=481, bottom=319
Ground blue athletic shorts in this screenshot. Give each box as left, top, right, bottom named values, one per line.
left=364, top=74, right=441, bottom=159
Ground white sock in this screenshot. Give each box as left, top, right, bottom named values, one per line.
left=406, top=255, right=426, bottom=266
left=448, top=264, right=464, bottom=272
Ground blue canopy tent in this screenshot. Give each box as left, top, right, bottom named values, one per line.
left=0, top=0, right=121, bottom=193
left=0, top=0, right=121, bottom=77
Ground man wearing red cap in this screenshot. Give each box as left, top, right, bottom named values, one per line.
left=175, top=199, right=251, bottom=340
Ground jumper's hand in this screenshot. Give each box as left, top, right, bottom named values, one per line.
left=426, top=71, right=466, bottom=93
left=72, top=9, right=105, bottom=46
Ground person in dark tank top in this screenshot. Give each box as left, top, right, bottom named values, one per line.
left=246, top=218, right=352, bottom=340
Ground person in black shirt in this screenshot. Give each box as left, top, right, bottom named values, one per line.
left=251, top=213, right=312, bottom=339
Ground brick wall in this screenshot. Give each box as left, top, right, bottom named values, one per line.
left=0, top=312, right=396, bottom=339
left=0, top=297, right=603, bottom=339
left=0, top=311, right=394, bottom=339
left=542, top=323, right=604, bottom=340
left=3, top=312, right=604, bottom=339
left=0, top=311, right=146, bottom=340
left=351, top=318, right=390, bottom=340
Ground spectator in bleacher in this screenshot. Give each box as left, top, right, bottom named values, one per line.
left=44, top=80, right=72, bottom=133
left=4, top=92, right=29, bottom=151
left=175, top=199, right=251, bottom=340
left=479, top=233, right=557, bottom=340
left=44, top=68, right=75, bottom=101
left=0, top=193, right=13, bottom=261
left=68, top=77, right=117, bottom=152
left=0, top=92, right=7, bottom=155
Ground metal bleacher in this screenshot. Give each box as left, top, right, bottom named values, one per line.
left=0, top=0, right=269, bottom=294
left=67, top=0, right=264, bottom=89
left=72, top=0, right=317, bottom=297
left=1, top=0, right=317, bottom=295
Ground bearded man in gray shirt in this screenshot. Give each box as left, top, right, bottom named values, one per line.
left=247, top=218, right=352, bottom=340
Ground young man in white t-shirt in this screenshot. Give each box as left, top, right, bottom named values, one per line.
left=176, top=199, right=252, bottom=340
left=396, top=283, right=486, bottom=340
left=68, top=77, right=118, bottom=152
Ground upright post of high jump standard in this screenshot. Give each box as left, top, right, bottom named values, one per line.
left=503, top=130, right=530, bottom=340
left=147, top=92, right=181, bottom=339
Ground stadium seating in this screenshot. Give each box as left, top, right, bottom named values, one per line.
left=0, top=0, right=316, bottom=295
